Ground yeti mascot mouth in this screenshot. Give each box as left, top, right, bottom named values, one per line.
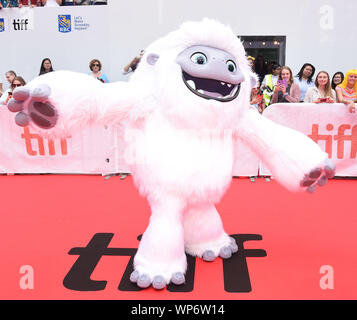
left=8, top=18, right=335, bottom=291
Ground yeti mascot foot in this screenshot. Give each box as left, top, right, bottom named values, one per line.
left=8, top=19, right=335, bottom=290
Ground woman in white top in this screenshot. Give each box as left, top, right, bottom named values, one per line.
left=294, top=63, right=315, bottom=102
left=304, top=71, right=336, bottom=103
left=41, top=0, right=61, bottom=6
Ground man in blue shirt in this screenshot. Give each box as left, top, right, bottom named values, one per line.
left=0, top=0, right=19, bottom=7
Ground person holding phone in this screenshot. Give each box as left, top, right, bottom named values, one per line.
left=123, top=50, right=145, bottom=74
left=270, top=66, right=300, bottom=104
left=304, top=71, right=336, bottom=103
left=0, top=76, right=26, bottom=105
left=250, top=81, right=265, bottom=113
left=0, top=71, right=16, bottom=104
left=336, top=69, right=357, bottom=113
left=261, top=64, right=281, bottom=106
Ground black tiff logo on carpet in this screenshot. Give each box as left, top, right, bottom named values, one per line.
left=63, top=233, right=267, bottom=293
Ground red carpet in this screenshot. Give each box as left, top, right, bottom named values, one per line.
left=0, top=175, right=356, bottom=300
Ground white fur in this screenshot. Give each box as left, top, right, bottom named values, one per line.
left=20, top=19, right=330, bottom=286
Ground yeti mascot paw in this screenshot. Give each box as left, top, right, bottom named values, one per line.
left=8, top=19, right=335, bottom=290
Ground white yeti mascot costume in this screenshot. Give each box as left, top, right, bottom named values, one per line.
left=8, top=19, right=335, bottom=290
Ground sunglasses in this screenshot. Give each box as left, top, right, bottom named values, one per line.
left=92, top=64, right=100, bottom=67
left=12, top=84, right=22, bottom=87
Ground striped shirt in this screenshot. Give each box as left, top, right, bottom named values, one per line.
left=336, top=86, right=357, bottom=102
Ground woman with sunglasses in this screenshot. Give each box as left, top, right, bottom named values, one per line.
left=0, top=76, right=26, bottom=105
left=89, top=59, right=109, bottom=83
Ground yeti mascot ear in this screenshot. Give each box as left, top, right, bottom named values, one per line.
left=147, top=53, right=160, bottom=66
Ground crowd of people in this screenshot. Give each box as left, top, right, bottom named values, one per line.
left=0, top=0, right=107, bottom=8
left=249, top=56, right=357, bottom=114
left=1, top=54, right=356, bottom=115
left=0, top=50, right=146, bottom=103
left=0, top=57, right=112, bottom=104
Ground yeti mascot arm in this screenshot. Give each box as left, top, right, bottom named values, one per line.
left=8, top=19, right=334, bottom=290
left=7, top=71, right=137, bottom=137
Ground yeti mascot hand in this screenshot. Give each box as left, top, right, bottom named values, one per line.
left=8, top=19, right=335, bottom=290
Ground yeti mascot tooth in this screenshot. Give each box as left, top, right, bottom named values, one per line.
left=8, top=19, right=335, bottom=290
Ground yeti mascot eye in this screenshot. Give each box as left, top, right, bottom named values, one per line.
left=190, top=52, right=207, bottom=65
left=175, top=45, right=245, bottom=102
left=226, top=60, right=236, bottom=73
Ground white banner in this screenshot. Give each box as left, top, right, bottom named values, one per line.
left=0, top=107, right=117, bottom=174
left=0, top=107, right=259, bottom=176
left=260, top=103, right=357, bottom=177
left=2, top=104, right=356, bottom=177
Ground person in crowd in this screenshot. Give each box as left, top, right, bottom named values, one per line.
left=271, top=66, right=300, bottom=104
left=92, top=0, right=107, bottom=4
left=250, top=81, right=265, bottom=113
left=89, top=59, right=109, bottom=83
left=39, top=58, right=54, bottom=75
left=0, top=0, right=18, bottom=8
left=266, top=61, right=277, bottom=75
left=0, top=76, right=26, bottom=105
left=61, top=0, right=75, bottom=5
left=0, top=87, right=9, bottom=104
left=336, top=69, right=357, bottom=113
left=261, top=64, right=281, bottom=106
left=254, top=55, right=268, bottom=83
left=41, top=0, right=61, bottom=5
left=247, top=56, right=255, bottom=71
left=294, top=63, right=315, bottom=102
left=304, top=71, right=336, bottom=103
left=331, top=71, right=344, bottom=90
left=19, top=0, right=42, bottom=7
left=123, top=50, right=145, bottom=74
left=0, top=70, right=17, bottom=101
left=5, top=70, right=17, bottom=88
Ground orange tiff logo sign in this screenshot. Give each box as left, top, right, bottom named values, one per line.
left=309, top=123, right=357, bottom=159
left=21, top=127, right=69, bottom=156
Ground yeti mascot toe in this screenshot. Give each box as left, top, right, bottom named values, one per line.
left=7, top=19, right=335, bottom=290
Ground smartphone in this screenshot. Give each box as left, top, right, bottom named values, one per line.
left=277, top=79, right=288, bottom=87
left=319, top=97, right=328, bottom=103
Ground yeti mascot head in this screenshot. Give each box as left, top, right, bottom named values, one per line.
left=130, top=18, right=257, bottom=130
